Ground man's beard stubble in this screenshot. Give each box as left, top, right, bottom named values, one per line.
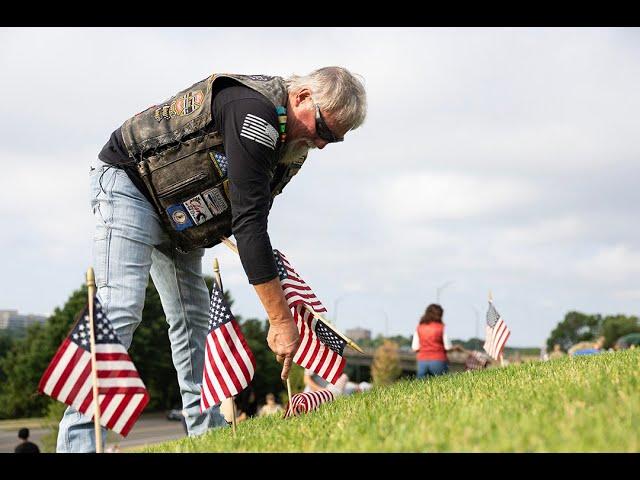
left=278, top=138, right=315, bottom=166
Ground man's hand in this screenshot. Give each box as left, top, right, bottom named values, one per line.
left=266, top=318, right=300, bottom=380
left=253, top=277, right=301, bottom=380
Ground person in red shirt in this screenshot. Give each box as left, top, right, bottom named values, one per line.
left=411, top=304, right=464, bottom=378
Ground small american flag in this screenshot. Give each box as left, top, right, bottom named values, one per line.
left=283, top=389, right=334, bottom=418
left=38, top=297, right=149, bottom=437
left=483, top=301, right=511, bottom=360
left=464, top=350, right=490, bottom=371
left=274, top=249, right=346, bottom=384
left=200, top=281, right=256, bottom=411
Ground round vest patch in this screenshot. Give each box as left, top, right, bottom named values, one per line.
left=172, top=210, right=188, bottom=224
left=154, top=90, right=204, bottom=122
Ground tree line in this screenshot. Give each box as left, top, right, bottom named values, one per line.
left=545, top=311, right=639, bottom=352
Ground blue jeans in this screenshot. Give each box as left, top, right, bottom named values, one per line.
left=57, top=160, right=227, bottom=452
left=417, top=360, right=449, bottom=378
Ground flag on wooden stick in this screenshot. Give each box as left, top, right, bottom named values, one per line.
left=273, top=249, right=346, bottom=384
left=483, top=300, right=511, bottom=361
left=200, top=281, right=256, bottom=411
left=38, top=297, right=149, bottom=437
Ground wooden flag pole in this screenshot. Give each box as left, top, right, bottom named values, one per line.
left=303, top=308, right=365, bottom=354
left=213, top=258, right=237, bottom=436
left=86, top=267, right=103, bottom=453
left=488, top=290, right=504, bottom=367
left=219, top=237, right=365, bottom=355
left=286, top=378, right=293, bottom=408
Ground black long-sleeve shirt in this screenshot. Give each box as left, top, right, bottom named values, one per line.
left=98, top=80, right=281, bottom=284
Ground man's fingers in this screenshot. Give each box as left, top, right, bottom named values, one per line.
left=276, top=354, right=285, bottom=364
left=280, top=356, right=292, bottom=380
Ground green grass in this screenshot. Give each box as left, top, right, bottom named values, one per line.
left=0, top=417, right=46, bottom=431
left=143, top=349, right=639, bottom=452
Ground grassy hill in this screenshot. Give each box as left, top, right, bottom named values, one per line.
left=143, top=349, right=639, bottom=452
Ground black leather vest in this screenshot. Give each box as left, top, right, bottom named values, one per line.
left=118, top=73, right=307, bottom=252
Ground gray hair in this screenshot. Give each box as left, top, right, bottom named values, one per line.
left=285, top=66, right=367, bottom=131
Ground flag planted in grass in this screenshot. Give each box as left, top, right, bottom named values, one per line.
left=483, top=300, right=511, bottom=360
left=464, top=350, right=491, bottom=371
left=274, top=249, right=346, bottom=384
left=38, top=297, right=149, bottom=436
left=200, top=281, right=256, bottom=411
left=284, top=390, right=335, bottom=418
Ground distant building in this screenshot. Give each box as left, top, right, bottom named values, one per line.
left=345, top=327, right=372, bottom=342
left=0, top=310, right=47, bottom=330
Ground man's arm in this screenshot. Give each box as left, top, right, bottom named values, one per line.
left=213, top=84, right=300, bottom=378
left=253, top=277, right=300, bottom=379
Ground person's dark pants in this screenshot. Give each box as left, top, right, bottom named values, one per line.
left=417, top=360, right=449, bottom=378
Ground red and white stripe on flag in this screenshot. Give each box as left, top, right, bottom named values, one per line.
left=483, top=318, right=511, bottom=360
left=274, top=250, right=346, bottom=385
left=279, top=252, right=326, bottom=314
left=38, top=340, right=149, bottom=437
left=199, top=280, right=256, bottom=412
left=292, top=306, right=345, bottom=384
left=284, top=389, right=334, bottom=418
left=200, top=320, right=256, bottom=410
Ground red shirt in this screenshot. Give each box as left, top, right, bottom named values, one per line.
left=415, top=322, right=448, bottom=361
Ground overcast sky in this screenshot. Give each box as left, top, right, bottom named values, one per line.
left=1, top=27, right=638, bottom=348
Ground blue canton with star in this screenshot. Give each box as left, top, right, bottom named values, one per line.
left=315, top=319, right=346, bottom=355
left=209, top=283, right=235, bottom=332
left=71, top=298, right=120, bottom=351
left=214, top=152, right=228, bottom=177
left=486, top=303, right=500, bottom=328
left=273, top=250, right=289, bottom=281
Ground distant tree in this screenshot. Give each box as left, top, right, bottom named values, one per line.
left=371, top=340, right=401, bottom=385
left=546, top=311, right=602, bottom=352
left=0, top=331, right=15, bottom=383
left=451, top=337, right=484, bottom=351
left=600, top=315, right=640, bottom=349
left=287, top=364, right=305, bottom=396
left=40, top=401, right=67, bottom=452
left=359, top=334, right=412, bottom=351
left=0, top=285, right=87, bottom=419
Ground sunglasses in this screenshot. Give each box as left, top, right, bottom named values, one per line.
left=314, top=103, right=344, bottom=143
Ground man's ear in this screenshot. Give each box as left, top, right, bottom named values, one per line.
left=294, top=88, right=312, bottom=107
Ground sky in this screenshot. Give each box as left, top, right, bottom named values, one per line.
left=0, top=27, right=638, bottom=348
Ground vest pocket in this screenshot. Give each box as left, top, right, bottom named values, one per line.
left=155, top=172, right=208, bottom=198
left=137, top=138, right=233, bottom=251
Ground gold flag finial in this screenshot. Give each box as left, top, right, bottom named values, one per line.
left=86, top=267, right=96, bottom=289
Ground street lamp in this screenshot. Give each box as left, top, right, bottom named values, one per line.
left=380, top=309, right=389, bottom=337
left=332, top=294, right=349, bottom=325
left=471, top=305, right=481, bottom=351
left=436, top=280, right=455, bottom=303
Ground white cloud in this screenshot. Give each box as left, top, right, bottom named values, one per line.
left=371, top=172, right=537, bottom=222
left=613, top=290, right=640, bottom=301
left=576, top=245, right=640, bottom=282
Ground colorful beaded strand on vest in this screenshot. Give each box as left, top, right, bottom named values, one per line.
left=276, top=105, right=287, bottom=143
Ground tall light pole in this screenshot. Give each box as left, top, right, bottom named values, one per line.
left=333, top=294, right=349, bottom=325
left=436, top=280, right=455, bottom=303
left=380, top=309, right=389, bottom=338
left=471, top=305, right=480, bottom=351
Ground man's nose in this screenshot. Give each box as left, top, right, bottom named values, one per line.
left=314, top=138, right=328, bottom=149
